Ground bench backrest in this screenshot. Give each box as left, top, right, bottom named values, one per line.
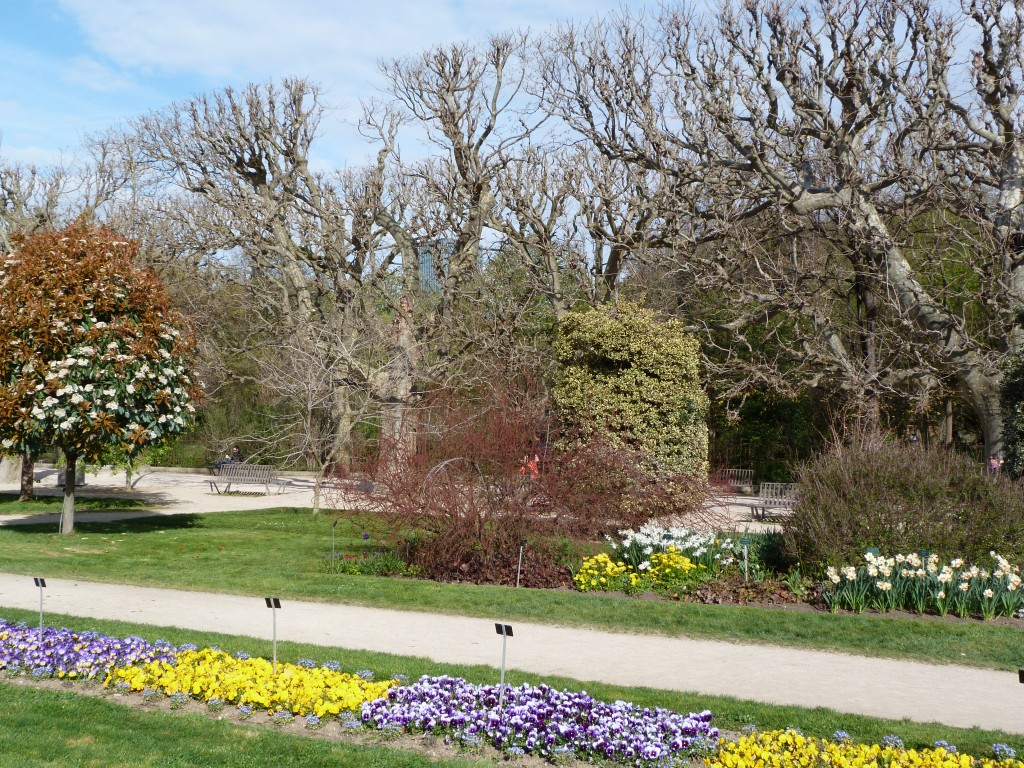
left=219, top=463, right=277, bottom=482
left=712, top=468, right=754, bottom=486
left=759, top=482, right=797, bottom=503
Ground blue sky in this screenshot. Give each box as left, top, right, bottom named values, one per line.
left=0, top=0, right=654, bottom=169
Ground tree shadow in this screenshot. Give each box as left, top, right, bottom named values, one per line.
left=5, top=514, right=203, bottom=535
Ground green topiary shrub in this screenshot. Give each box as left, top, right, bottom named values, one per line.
left=784, top=437, right=1024, bottom=571
left=553, top=301, right=709, bottom=479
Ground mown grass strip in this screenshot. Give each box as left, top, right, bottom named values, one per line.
left=0, top=680, right=485, bottom=768
left=0, top=607, right=1019, bottom=756
left=0, top=509, right=1021, bottom=671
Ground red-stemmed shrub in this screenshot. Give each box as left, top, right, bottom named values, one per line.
left=330, top=383, right=714, bottom=587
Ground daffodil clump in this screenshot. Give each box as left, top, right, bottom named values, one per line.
left=573, top=553, right=635, bottom=592
left=610, top=523, right=735, bottom=572
left=574, top=547, right=701, bottom=594
left=709, top=730, right=1024, bottom=768
left=105, top=648, right=395, bottom=717
left=823, top=551, right=1023, bottom=619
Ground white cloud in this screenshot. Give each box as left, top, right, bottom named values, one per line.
left=5, top=0, right=654, bottom=166
left=55, top=0, right=636, bottom=83
left=63, top=56, right=139, bottom=93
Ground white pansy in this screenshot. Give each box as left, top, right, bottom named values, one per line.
left=70, top=393, right=84, bottom=404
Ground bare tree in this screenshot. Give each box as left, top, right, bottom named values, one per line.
left=543, top=0, right=1014, bottom=453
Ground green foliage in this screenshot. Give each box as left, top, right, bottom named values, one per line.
left=553, top=302, right=709, bottom=477
left=709, top=393, right=828, bottom=482
left=785, top=439, right=1024, bottom=571
left=1000, top=352, right=1024, bottom=476
left=327, top=549, right=416, bottom=577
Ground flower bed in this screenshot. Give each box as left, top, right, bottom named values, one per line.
left=823, top=552, right=1023, bottom=619
left=0, top=620, right=722, bottom=765
left=106, top=648, right=395, bottom=717
left=575, top=524, right=735, bottom=595
left=362, top=674, right=718, bottom=765
left=0, top=620, right=177, bottom=679
left=709, top=729, right=1024, bottom=768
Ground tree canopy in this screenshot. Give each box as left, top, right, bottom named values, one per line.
left=0, top=224, right=198, bottom=532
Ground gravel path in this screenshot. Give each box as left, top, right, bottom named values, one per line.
left=0, top=466, right=1021, bottom=736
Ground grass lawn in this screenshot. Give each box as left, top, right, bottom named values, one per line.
left=0, top=607, right=1020, bottom=758
left=0, top=508, right=1021, bottom=673
left=0, top=681, right=485, bottom=768
left=0, top=491, right=153, bottom=515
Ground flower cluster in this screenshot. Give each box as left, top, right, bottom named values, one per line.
left=0, top=620, right=177, bottom=679
left=823, top=551, right=1023, bottom=619
left=573, top=553, right=634, bottom=592
left=609, top=523, right=734, bottom=573
left=361, top=675, right=718, bottom=765
left=575, top=541, right=706, bottom=594
left=709, top=730, right=1024, bottom=768
left=106, top=648, right=395, bottom=717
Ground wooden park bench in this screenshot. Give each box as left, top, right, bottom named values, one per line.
left=710, top=467, right=755, bottom=492
left=752, top=482, right=798, bottom=520
left=208, top=463, right=288, bottom=495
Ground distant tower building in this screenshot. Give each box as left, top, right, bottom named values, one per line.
left=417, top=245, right=441, bottom=292
left=416, top=239, right=456, bottom=292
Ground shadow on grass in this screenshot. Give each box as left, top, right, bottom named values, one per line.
left=5, top=514, right=205, bottom=535
left=0, top=489, right=174, bottom=510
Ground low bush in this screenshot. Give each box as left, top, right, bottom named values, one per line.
left=336, top=383, right=712, bottom=588
left=785, top=438, right=1024, bottom=571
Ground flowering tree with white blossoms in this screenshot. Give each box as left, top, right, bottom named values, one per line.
left=0, top=224, right=198, bottom=534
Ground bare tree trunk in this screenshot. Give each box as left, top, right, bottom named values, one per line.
left=960, top=370, right=1003, bottom=460
left=60, top=451, right=77, bottom=536
left=19, top=450, right=33, bottom=501
left=944, top=398, right=954, bottom=449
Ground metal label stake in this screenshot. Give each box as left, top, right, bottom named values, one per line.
left=33, top=578, right=46, bottom=634
left=331, top=520, right=339, bottom=573
left=515, top=540, right=526, bottom=588
left=264, top=597, right=281, bottom=674
left=495, top=623, right=513, bottom=710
